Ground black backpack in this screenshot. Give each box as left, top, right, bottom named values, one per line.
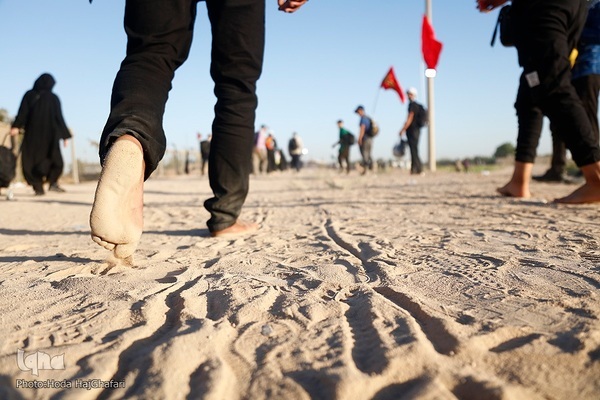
left=344, top=133, right=356, bottom=146
left=289, top=137, right=299, bottom=152
left=415, top=103, right=428, bottom=128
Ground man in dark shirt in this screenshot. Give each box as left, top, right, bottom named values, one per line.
left=399, top=87, right=424, bottom=175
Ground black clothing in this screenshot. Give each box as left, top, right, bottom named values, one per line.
left=200, top=139, right=210, bottom=175
left=407, top=101, right=423, bottom=174
left=98, top=0, right=265, bottom=232
left=266, top=149, right=276, bottom=173
left=576, top=74, right=600, bottom=143
left=544, top=74, right=600, bottom=176
left=12, top=73, right=71, bottom=193
left=290, top=154, right=302, bottom=171
left=512, top=0, right=600, bottom=167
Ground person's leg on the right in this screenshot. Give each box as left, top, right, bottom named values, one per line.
left=203, top=0, right=265, bottom=237
left=533, top=124, right=567, bottom=182
left=573, top=74, right=600, bottom=145
left=533, top=0, right=600, bottom=202
left=549, top=130, right=568, bottom=178
left=501, top=0, right=600, bottom=202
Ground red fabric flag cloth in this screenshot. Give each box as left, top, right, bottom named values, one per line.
left=421, top=15, right=443, bottom=70
left=381, top=67, right=406, bottom=103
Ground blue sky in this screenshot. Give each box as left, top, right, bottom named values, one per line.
left=0, top=1, right=550, bottom=165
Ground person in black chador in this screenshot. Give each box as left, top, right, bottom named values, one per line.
left=10, top=73, right=71, bottom=195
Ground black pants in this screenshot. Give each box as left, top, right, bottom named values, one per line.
left=548, top=74, right=600, bottom=174
left=267, top=149, right=277, bottom=173
left=99, top=0, right=265, bottom=232
left=290, top=154, right=302, bottom=171
left=512, top=0, right=600, bottom=167
left=23, top=141, right=64, bottom=192
left=406, top=127, right=422, bottom=174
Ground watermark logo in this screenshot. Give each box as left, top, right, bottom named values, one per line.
left=17, top=349, right=65, bottom=376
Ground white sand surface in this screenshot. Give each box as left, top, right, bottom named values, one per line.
left=0, top=166, right=598, bottom=400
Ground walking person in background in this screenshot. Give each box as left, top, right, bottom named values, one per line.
left=10, top=73, right=71, bottom=195
left=199, top=133, right=211, bottom=176
left=399, top=87, right=425, bottom=175
left=533, top=0, right=600, bottom=183
left=265, top=132, right=277, bottom=173
left=253, top=124, right=268, bottom=174
left=478, top=0, right=600, bottom=204
left=89, top=0, right=309, bottom=260
left=332, top=119, right=354, bottom=174
left=289, top=132, right=303, bottom=172
left=354, top=105, right=374, bottom=175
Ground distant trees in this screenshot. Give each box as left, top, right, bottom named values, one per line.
left=494, top=142, right=515, bottom=159
left=0, top=108, right=10, bottom=123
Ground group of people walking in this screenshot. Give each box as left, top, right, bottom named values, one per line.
left=334, top=87, right=427, bottom=175
left=252, top=125, right=304, bottom=174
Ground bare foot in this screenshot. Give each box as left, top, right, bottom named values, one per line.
left=554, top=182, right=600, bottom=204
left=211, top=220, right=259, bottom=238
left=90, top=136, right=145, bottom=259
left=497, top=161, right=532, bottom=198
left=497, top=182, right=531, bottom=198
left=556, top=161, right=600, bottom=204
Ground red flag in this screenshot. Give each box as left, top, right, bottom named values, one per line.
left=421, top=15, right=443, bottom=70
left=380, top=67, right=406, bottom=103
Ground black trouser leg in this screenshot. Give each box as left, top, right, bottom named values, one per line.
left=99, top=0, right=198, bottom=179
left=47, top=143, right=64, bottom=185
left=548, top=122, right=568, bottom=175
left=573, top=74, right=600, bottom=146
left=406, top=128, right=422, bottom=173
left=203, top=0, right=265, bottom=232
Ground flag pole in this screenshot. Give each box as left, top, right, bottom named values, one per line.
left=425, top=0, right=436, bottom=172
left=372, top=87, right=381, bottom=116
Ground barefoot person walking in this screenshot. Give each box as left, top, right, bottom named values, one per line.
left=478, top=0, right=600, bottom=203
left=89, top=0, right=308, bottom=260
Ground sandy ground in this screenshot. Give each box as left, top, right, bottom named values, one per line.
left=0, top=165, right=599, bottom=400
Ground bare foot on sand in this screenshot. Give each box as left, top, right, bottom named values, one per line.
left=497, top=161, right=532, bottom=198
left=497, top=182, right=531, bottom=198
left=554, top=182, right=600, bottom=204
left=211, top=220, right=259, bottom=238
left=90, top=135, right=144, bottom=259
left=555, top=161, right=600, bottom=204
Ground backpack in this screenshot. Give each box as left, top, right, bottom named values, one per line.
left=367, top=117, right=380, bottom=137
left=343, top=133, right=356, bottom=146
left=289, top=137, right=299, bottom=152
left=415, top=104, right=428, bottom=128
left=490, top=5, right=515, bottom=47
